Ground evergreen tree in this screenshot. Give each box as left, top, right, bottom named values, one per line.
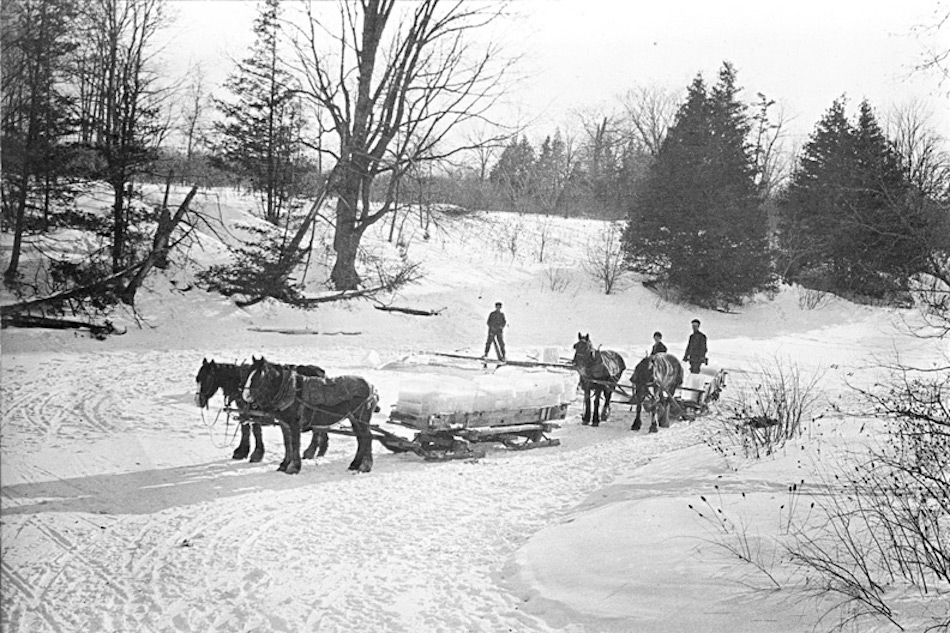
left=781, top=98, right=931, bottom=296
left=534, top=132, right=569, bottom=214
left=623, top=63, right=773, bottom=307
left=489, top=136, right=535, bottom=211
left=214, top=0, right=306, bottom=226
left=1, top=0, right=79, bottom=280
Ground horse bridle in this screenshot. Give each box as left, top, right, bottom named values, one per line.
left=196, top=363, right=220, bottom=408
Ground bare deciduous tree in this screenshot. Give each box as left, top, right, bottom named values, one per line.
left=289, top=0, right=511, bottom=290
left=73, top=0, right=172, bottom=273
left=887, top=99, right=950, bottom=198
left=618, top=84, right=679, bottom=157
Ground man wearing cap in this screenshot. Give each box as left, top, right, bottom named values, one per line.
left=683, top=319, right=707, bottom=374
left=483, top=302, right=507, bottom=361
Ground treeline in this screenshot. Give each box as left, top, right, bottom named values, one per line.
left=2, top=0, right=948, bottom=312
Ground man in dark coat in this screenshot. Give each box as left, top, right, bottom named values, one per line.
left=483, top=302, right=507, bottom=361
left=683, top=319, right=707, bottom=374
left=650, top=331, right=667, bottom=355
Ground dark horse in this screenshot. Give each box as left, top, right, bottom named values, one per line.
left=572, top=333, right=626, bottom=426
left=194, top=358, right=329, bottom=462
left=630, top=352, right=684, bottom=433
left=242, top=356, right=379, bottom=474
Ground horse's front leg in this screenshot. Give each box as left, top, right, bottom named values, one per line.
left=249, top=423, right=264, bottom=462
left=316, top=432, right=328, bottom=457
left=591, top=388, right=602, bottom=426
left=284, top=418, right=302, bottom=475
left=276, top=422, right=291, bottom=471
left=232, top=423, right=251, bottom=460
left=581, top=384, right=592, bottom=425
left=632, top=400, right=643, bottom=431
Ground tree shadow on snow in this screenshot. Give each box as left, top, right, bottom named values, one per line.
left=0, top=453, right=422, bottom=517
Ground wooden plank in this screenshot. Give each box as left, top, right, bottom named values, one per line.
left=422, top=351, right=573, bottom=370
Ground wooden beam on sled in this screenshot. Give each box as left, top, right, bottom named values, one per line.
left=423, top=351, right=573, bottom=370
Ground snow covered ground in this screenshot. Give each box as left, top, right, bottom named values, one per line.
left=1, top=187, right=946, bottom=632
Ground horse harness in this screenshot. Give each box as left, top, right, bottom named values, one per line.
left=253, top=365, right=379, bottom=423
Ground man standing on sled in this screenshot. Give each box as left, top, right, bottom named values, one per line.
left=483, top=302, right=507, bottom=361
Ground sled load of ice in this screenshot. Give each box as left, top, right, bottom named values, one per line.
left=394, top=370, right=577, bottom=418
left=677, top=364, right=727, bottom=404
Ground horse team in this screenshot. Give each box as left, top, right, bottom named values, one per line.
left=195, top=336, right=687, bottom=474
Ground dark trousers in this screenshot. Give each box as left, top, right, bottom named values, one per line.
left=484, top=330, right=505, bottom=359
left=688, top=359, right=703, bottom=374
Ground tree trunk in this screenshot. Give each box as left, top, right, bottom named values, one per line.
left=118, top=185, right=198, bottom=305
left=111, top=180, right=126, bottom=273
left=4, top=171, right=30, bottom=282
left=330, top=173, right=364, bottom=290
left=330, top=217, right=364, bottom=290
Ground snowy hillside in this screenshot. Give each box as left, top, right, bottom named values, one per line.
left=1, top=186, right=946, bottom=632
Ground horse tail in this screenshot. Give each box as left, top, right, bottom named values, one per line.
left=654, top=353, right=683, bottom=397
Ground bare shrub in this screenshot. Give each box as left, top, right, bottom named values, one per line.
left=712, top=359, right=825, bottom=459
left=583, top=221, right=627, bottom=294
left=689, top=487, right=784, bottom=589
left=798, top=286, right=836, bottom=310
left=542, top=267, right=572, bottom=293
left=783, top=365, right=950, bottom=632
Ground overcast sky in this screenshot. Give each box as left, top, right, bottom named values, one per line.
left=164, top=0, right=949, bottom=145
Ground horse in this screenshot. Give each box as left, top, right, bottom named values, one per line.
left=630, top=352, right=684, bottom=433
left=571, top=333, right=626, bottom=426
left=242, top=356, right=379, bottom=474
left=194, top=358, right=329, bottom=462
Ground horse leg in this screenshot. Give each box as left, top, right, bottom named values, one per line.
left=232, top=423, right=251, bottom=460
left=249, top=423, right=264, bottom=462
left=601, top=388, right=613, bottom=422
left=632, top=401, right=642, bottom=431
left=349, top=415, right=374, bottom=473
left=277, top=422, right=291, bottom=471
left=581, top=384, right=591, bottom=425
left=649, top=405, right=659, bottom=433
left=284, top=419, right=302, bottom=475
left=316, top=431, right=329, bottom=457
left=591, top=389, right=601, bottom=426
left=299, top=410, right=320, bottom=460
left=658, top=400, right=670, bottom=429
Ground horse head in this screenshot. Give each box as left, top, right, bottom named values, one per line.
left=572, top=333, right=595, bottom=371
left=195, top=358, right=219, bottom=408
left=242, top=356, right=270, bottom=405
left=243, top=356, right=296, bottom=411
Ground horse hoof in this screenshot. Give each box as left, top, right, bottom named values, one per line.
left=649, top=425, right=658, bottom=434
left=592, top=421, right=600, bottom=427
left=277, top=462, right=288, bottom=472
left=285, top=463, right=301, bottom=475
left=581, top=419, right=590, bottom=426
left=631, top=423, right=640, bottom=431
left=232, top=450, right=249, bottom=460
left=249, top=451, right=263, bottom=463
left=302, top=450, right=316, bottom=460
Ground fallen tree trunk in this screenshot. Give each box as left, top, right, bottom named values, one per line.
left=1, top=313, right=124, bottom=339
left=374, top=305, right=445, bottom=316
